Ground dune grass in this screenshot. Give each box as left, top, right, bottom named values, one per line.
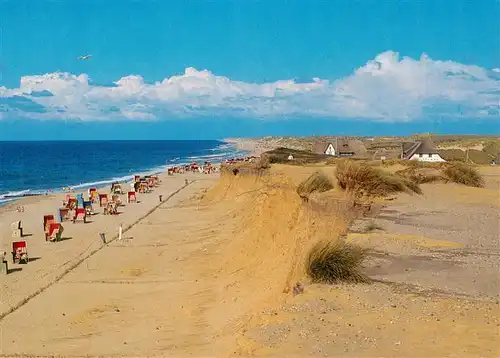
left=296, top=171, right=334, bottom=198
left=256, top=156, right=270, bottom=169
left=443, top=163, right=485, bottom=187
left=336, top=160, right=422, bottom=198
left=306, top=240, right=369, bottom=284
left=395, top=167, right=443, bottom=185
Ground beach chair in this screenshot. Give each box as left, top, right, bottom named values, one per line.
left=12, top=241, right=28, bottom=264
left=1, top=252, right=7, bottom=275
left=127, top=191, right=137, bottom=203
left=67, top=198, right=77, bottom=210
left=77, top=193, right=84, bottom=208
left=46, top=223, right=64, bottom=242
left=134, top=175, right=141, bottom=183
left=104, top=202, right=118, bottom=215
left=83, top=200, right=94, bottom=215
left=73, top=208, right=87, bottom=223
left=11, top=221, right=23, bottom=238
left=99, top=194, right=108, bottom=207
left=112, top=194, right=122, bottom=206
left=89, top=188, right=98, bottom=203
left=43, top=215, right=54, bottom=231
left=112, top=183, right=123, bottom=195
left=59, top=207, right=71, bottom=222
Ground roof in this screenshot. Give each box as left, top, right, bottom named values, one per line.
left=336, top=138, right=352, bottom=153
left=312, top=142, right=335, bottom=154
left=402, top=139, right=439, bottom=159
left=338, top=138, right=368, bottom=156
left=312, top=138, right=368, bottom=156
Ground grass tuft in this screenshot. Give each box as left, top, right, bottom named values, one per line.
left=297, top=171, right=334, bottom=198
left=365, top=222, right=384, bottom=232
left=306, top=240, right=369, bottom=284
left=256, top=156, right=270, bottom=169
left=443, top=163, right=485, bottom=187
left=335, top=160, right=422, bottom=198
left=395, top=167, right=443, bottom=185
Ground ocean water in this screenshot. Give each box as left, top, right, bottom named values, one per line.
left=0, top=140, right=244, bottom=205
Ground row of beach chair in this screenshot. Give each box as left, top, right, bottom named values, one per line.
left=5, top=174, right=162, bottom=270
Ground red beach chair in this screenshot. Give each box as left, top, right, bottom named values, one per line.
left=12, top=241, right=28, bottom=264
left=67, top=198, right=77, bottom=210
left=43, top=215, right=55, bottom=231
left=89, top=188, right=98, bottom=203
left=128, top=191, right=137, bottom=203
left=46, top=222, right=63, bottom=242
left=99, top=194, right=108, bottom=207
left=59, top=207, right=71, bottom=222
left=73, top=208, right=87, bottom=223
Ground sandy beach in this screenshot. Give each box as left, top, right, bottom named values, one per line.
left=0, top=171, right=210, bottom=319
left=224, top=138, right=284, bottom=157
left=0, top=157, right=499, bottom=357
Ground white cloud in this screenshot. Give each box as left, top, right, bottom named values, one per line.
left=0, top=51, right=498, bottom=121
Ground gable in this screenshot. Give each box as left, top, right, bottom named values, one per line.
left=325, top=143, right=336, bottom=154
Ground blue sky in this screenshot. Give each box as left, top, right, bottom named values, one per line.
left=0, top=0, right=498, bottom=139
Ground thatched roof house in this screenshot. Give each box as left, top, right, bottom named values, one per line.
left=312, top=142, right=336, bottom=156
left=401, top=139, right=445, bottom=162
left=312, top=138, right=368, bottom=157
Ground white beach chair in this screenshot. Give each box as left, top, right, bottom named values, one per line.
left=11, top=221, right=23, bottom=238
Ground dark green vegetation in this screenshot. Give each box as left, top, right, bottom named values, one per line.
left=262, top=147, right=329, bottom=164
left=306, top=240, right=369, bottom=284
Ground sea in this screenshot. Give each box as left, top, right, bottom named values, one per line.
left=0, top=140, right=246, bottom=206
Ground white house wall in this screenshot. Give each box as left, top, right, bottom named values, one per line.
left=409, top=153, right=446, bottom=162
left=325, top=144, right=336, bottom=156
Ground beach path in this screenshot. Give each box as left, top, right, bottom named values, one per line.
left=0, top=174, right=228, bottom=357
left=0, top=173, right=211, bottom=320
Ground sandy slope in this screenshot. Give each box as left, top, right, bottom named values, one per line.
left=1, top=165, right=499, bottom=357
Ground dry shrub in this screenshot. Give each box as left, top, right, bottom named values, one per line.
left=336, top=160, right=422, bottom=198
left=382, top=159, right=446, bottom=169
left=365, top=222, right=384, bottom=232
left=381, top=159, right=402, bottom=167
left=220, top=161, right=269, bottom=177
left=395, top=167, right=443, bottom=185
left=266, top=154, right=282, bottom=164
left=306, top=240, right=369, bottom=284
left=297, top=171, right=334, bottom=198
left=443, top=163, right=484, bottom=187
left=256, top=156, right=270, bottom=169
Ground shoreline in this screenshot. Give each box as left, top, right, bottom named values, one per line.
left=0, top=140, right=241, bottom=209
left=223, top=137, right=277, bottom=157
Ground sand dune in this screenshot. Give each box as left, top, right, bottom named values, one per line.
left=1, top=164, right=499, bottom=357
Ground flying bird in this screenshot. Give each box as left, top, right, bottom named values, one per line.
left=77, top=54, right=92, bottom=61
